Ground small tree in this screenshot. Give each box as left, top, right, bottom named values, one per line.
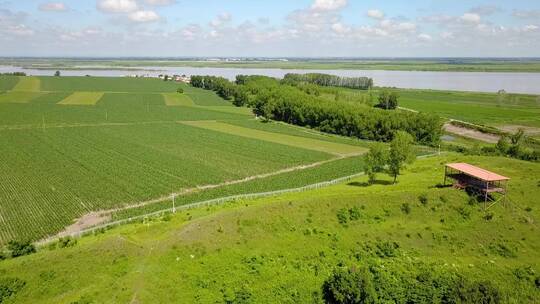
left=54, top=71, right=61, bottom=77
left=377, top=90, right=398, bottom=110
left=388, top=131, right=415, bottom=184
left=365, top=142, right=388, bottom=184
left=7, top=240, right=36, bottom=258
left=496, top=136, right=510, bottom=154
left=177, top=87, right=184, bottom=94
left=322, top=267, right=377, bottom=304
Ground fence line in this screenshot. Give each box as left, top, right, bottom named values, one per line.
left=38, top=152, right=439, bottom=247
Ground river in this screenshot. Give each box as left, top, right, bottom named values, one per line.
left=1, top=65, right=539, bottom=95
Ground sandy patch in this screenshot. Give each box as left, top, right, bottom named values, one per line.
left=444, top=123, right=500, bottom=143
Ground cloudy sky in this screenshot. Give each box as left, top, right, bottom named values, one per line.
left=1, top=0, right=539, bottom=57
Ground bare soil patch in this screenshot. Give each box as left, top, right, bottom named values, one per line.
left=444, top=123, right=500, bottom=143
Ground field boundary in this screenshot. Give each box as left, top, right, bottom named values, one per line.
left=37, top=152, right=438, bottom=246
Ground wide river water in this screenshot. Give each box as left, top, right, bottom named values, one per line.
left=2, top=65, right=539, bottom=94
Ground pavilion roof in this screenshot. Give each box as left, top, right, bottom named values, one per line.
left=446, top=163, right=510, bottom=182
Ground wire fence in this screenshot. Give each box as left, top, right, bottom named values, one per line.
left=39, top=152, right=440, bottom=246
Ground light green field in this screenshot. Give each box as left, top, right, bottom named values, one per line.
left=57, top=92, right=104, bottom=105
left=0, top=155, right=537, bottom=303
left=12, top=77, right=41, bottom=92
left=182, top=120, right=368, bottom=156
left=0, top=91, right=45, bottom=103
left=162, top=92, right=194, bottom=106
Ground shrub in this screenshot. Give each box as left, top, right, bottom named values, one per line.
left=0, top=277, right=26, bottom=303
left=418, top=193, right=428, bottom=205
left=58, top=236, right=77, bottom=248
left=7, top=240, right=36, bottom=258
left=336, top=209, right=349, bottom=225
left=322, top=267, right=377, bottom=304
left=446, top=278, right=501, bottom=304
left=177, top=87, right=184, bottom=94
left=375, top=241, right=399, bottom=258
left=400, top=203, right=411, bottom=215
left=349, top=207, right=361, bottom=221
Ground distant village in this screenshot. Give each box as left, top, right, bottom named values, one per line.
left=125, top=74, right=191, bottom=83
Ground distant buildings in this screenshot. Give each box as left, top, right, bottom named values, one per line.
left=126, top=74, right=191, bottom=83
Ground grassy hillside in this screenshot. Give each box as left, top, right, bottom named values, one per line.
left=0, top=76, right=372, bottom=244
left=0, top=154, right=538, bottom=303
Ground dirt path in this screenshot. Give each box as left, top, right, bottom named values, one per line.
left=443, top=123, right=500, bottom=143
left=40, top=155, right=362, bottom=243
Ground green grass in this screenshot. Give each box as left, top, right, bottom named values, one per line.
left=182, top=120, right=367, bottom=156
left=183, top=85, right=233, bottom=106
left=1, top=155, right=538, bottom=303
left=395, top=89, right=540, bottom=128
left=57, top=92, right=104, bottom=105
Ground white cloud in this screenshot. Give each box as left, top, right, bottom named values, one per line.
left=210, top=13, right=232, bottom=27
left=97, top=0, right=138, bottom=13
left=311, top=0, right=347, bottom=12
left=523, top=25, right=539, bottom=32
left=367, top=9, right=384, bottom=19
left=460, top=13, right=481, bottom=24
left=144, top=0, right=176, bottom=5
left=38, top=2, right=68, bottom=12
left=331, top=22, right=350, bottom=34
left=6, top=24, right=35, bottom=36
left=417, top=33, right=432, bottom=41
left=512, top=9, right=540, bottom=19
left=469, top=5, right=501, bottom=16
left=128, top=10, right=160, bottom=22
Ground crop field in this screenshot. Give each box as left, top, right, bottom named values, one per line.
left=182, top=120, right=368, bottom=156
left=0, top=75, right=369, bottom=243
left=57, top=92, right=104, bottom=105
left=1, top=154, right=538, bottom=303
left=0, top=91, right=45, bottom=103
left=12, top=77, right=40, bottom=92
left=163, top=92, right=194, bottom=106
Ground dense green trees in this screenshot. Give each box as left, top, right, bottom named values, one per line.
left=365, top=143, right=388, bottom=184
left=191, top=75, right=442, bottom=145
left=322, top=262, right=501, bottom=304
left=282, top=73, right=373, bottom=90
left=6, top=240, right=35, bottom=258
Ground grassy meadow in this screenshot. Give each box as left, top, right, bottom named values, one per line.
left=0, top=76, right=368, bottom=244
left=0, top=154, right=538, bottom=303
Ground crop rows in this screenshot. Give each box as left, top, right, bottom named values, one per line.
left=0, top=123, right=332, bottom=243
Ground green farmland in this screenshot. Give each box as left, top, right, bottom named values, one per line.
left=0, top=76, right=368, bottom=244
left=1, top=155, right=538, bottom=303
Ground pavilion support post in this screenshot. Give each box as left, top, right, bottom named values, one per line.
left=443, top=166, right=447, bottom=186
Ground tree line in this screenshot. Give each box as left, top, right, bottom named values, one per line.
left=190, top=75, right=442, bottom=145
left=282, top=73, right=374, bottom=90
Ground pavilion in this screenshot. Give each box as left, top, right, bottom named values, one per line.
left=443, top=163, right=509, bottom=209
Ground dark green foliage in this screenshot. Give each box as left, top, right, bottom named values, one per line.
left=375, top=241, right=400, bottom=258
left=322, top=267, right=377, bottom=304
left=388, top=131, right=416, bottom=183
left=418, top=193, right=428, bottom=205
left=0, top=278, right=26, bottom=303
left=177, top=87, right=184, bottom=94
left=365, top=143, right=388, bottom=184
left=337, top=209, right=349, bottom=225
left=283, top=73, right=373, bottom=90
left=349, top=207, right=361, bottom=221
left=489, top=242, right=517, bottom=258
left=58, top=236, right=77, bottom=248
left=376, top=90, right=399, bottom=110
left=323, top=262, right=501, bottom=304
left=54, top=71, right=61, bottom=77
left=7, top=240, right=36, bottom=258
left=191, top=75, right=442, bottom=145
left=400, top=203, right=411, bottom=214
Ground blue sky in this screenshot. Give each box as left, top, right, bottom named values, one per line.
left=1, top=0, right=539, bottom=57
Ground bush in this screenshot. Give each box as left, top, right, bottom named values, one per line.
left=0, top=278, right=26, bottom=303
left=7, top=240, right=36, bottom=258
left=177, top=87, right=184, bottom=94
left=418, top=193, right=428, bottom=205
left=336, top=209, right=349, bottom=225
left=322, top=267, right=377, bottom=304
left=446, top=278, right=501, bottom=304
left=400, top=203, right=411, bottom=215
left=58, top=236, right=77, bottom=248
left=349, top=207, right=361, bottom=221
